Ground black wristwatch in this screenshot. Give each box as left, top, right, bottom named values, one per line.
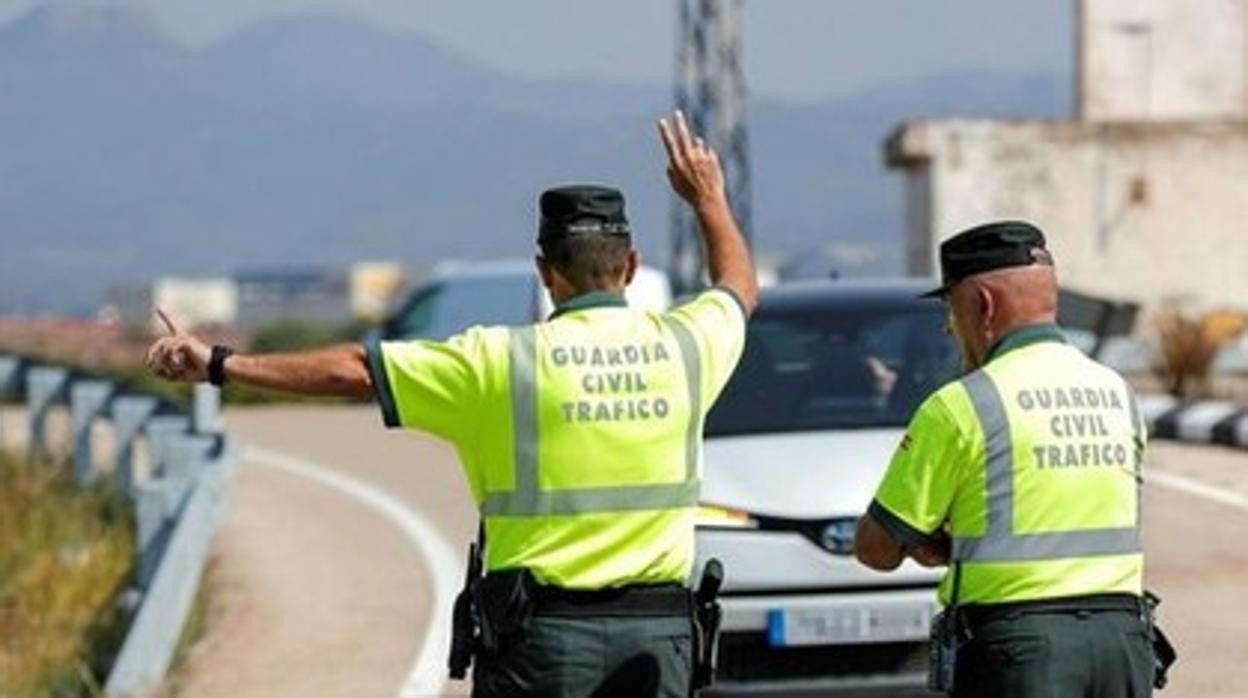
left=208, top=345, right=235, bottom=386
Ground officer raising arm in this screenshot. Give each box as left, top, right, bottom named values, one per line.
left=852, top=222, right=1166, bottom=697
left=657, top=111, right=757, bottom=311
left=147, top=110, right=756, bottom=698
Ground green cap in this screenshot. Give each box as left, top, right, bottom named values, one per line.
left=538, top=185, right=631, bottom=243
left=922, top=220, right=1053, bottom=298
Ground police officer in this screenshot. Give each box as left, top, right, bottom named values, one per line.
left=145, top=110, right=758, bottom=697
left=854, top=221, right=1159, bottom=697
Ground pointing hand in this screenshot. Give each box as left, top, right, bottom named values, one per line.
left=144, top=307, right=212, bottom=383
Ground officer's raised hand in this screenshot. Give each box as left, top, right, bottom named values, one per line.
left=657, top=109, right=758, bottom=315
left=658, top=110, right=726, bottom=210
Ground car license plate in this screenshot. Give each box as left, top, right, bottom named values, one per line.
left=767, top=601, right=934, bottom=647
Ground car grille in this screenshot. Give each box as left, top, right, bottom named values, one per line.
left=716, top=632, right=929, bottom=682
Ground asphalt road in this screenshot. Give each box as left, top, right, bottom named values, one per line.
left=162, top=406, right=1247, bottom=698
left=169, top=405, right=475, bottom=698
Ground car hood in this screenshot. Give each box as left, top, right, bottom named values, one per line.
left=701, top=428, right=903, bottom=519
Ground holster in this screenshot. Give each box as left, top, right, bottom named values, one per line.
left=691, top=558, right=725, bottom=691
left=927, top=561, right=966, bottom=695
left=473, top=568, right=538, bottom=654
left=1143, top=590, right=1178, bottom=690
left=927, top=608, right=968, bottom=695
left=447, top=537, right=483, bottom=680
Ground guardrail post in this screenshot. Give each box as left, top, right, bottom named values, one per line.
left=210, top=435, right=238, bottom=527
left=165, top=434, right=216, bottom=492
left=193, top=384, right=223, bottom=435
left=71, top=380, right=114, bottom=486
left=134, top=480, right=174, bottom=589
left=132, top=434, right=214, bottom=590
left=144, top=415, right=190, bottom=482
left=0, top=355, right=21, bottom=447
left=26, top=366, right=69, bottom=463
left=112, top=395, right=158, bottom=493
left=0, top=355, right=18, bottom=392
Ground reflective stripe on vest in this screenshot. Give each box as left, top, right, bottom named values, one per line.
left=480, top=318, right=703, bottom=517
left=1126, top=377, right=1145, bottom=530
left=950, top=370, right=1143, bottom=563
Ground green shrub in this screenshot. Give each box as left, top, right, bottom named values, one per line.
left=248, top=320, right=365, bottom=354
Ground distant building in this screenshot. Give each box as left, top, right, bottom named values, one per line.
left=105, top=262, right=406, bottom=331
left=107, top=277, right=241, bottom=330
left=233, top=267, right=350, bottom=329
left=153, top=278, right=238, bottom=328
left=886, top=0, right=1248, bottom=312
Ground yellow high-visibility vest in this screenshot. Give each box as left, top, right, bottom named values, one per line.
left=369, top=289, right=746, bottom=589
left=871, top=325, right=1145, bottom=604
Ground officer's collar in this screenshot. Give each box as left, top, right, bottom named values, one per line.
left=986, top=323, right=1066, bottom=363
left=549, top=291, right=628, bottom=320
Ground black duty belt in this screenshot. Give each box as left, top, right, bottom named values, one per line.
left=530, top=581, right=693, bottom=618
left=960, top=593, right=1142, bottom=628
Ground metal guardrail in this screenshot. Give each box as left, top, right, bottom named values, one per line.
left=0, top=353, right=235, bottom=697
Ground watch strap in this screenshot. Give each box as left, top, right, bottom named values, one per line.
left=208, top=345, right=235, bottom=386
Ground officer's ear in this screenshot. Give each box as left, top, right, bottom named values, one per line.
left=623, top=249, right=640, bottom=285
left=536, top=255, right=555, bottom=290
left=976, top=284, right=996, bottom=329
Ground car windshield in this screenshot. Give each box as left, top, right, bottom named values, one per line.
left=705, top=299, right=960, bottom=436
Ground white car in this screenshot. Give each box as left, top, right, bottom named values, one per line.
left=695, top=279, right=960, bottom=696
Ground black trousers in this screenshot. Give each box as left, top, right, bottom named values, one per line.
left=472, top=614, right=693, bottom=698
left=954, top=607, right=1154, bottom=698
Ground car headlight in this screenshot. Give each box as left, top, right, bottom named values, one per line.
left=817, top=517, right=858, bottom=555
left=695, top=504, right=758, bottom=529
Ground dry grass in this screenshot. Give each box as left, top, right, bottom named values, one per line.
left=0, top=451, right=135, bottom=697
left=1152, top=307, right=1248, bottom=399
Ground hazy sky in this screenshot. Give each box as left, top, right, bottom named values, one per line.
left=0, top=0, right=1073, bottom=101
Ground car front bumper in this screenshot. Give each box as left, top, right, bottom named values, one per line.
left=710, top=588, right=937, bottom=695
left=696, top=528, right=941, bottom=695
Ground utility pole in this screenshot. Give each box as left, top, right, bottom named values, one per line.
left=670, top=0, right=753, bottom=295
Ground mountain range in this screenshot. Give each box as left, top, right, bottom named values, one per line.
left=0, top=4, right=1069, bottom=313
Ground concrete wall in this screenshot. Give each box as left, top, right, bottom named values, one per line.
left=1080, top=0, right=1248, bottom=121
left=887, top=119, right=1248, bottom=311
